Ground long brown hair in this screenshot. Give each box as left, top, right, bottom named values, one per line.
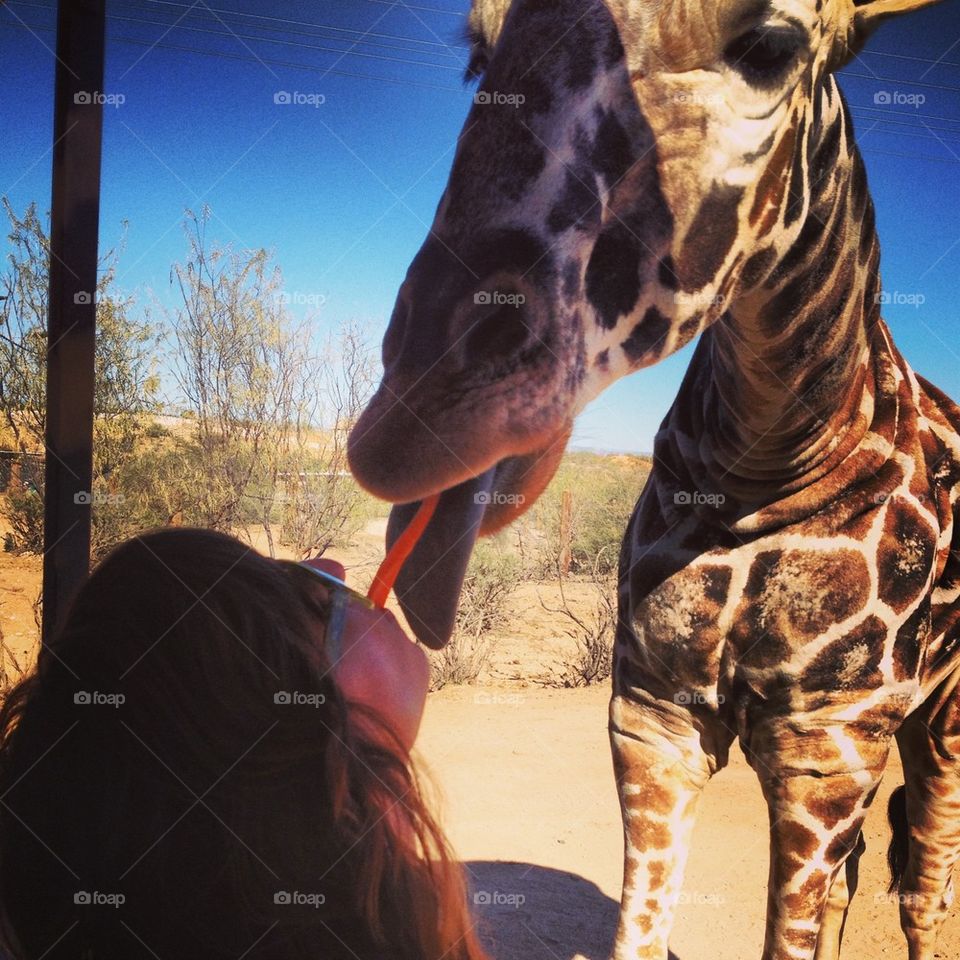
left=0, top=528, right=488, bottom=960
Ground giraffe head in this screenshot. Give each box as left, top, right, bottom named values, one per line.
left=348, top=0, right=938, bottom=646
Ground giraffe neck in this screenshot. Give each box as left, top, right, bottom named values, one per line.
left=687, top=84, right=883, bottom=495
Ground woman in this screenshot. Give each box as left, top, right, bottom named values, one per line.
left=0, top=528, right=488, bottom=960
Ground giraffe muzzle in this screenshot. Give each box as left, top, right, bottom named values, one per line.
left=383, top=467, right=496, bottom=649
left=375, top=430, right=569, bottom=648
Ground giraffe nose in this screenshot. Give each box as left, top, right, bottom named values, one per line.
left=381, top=271, right=541, bottom=378
left=452, top=282, right=536, bottom=369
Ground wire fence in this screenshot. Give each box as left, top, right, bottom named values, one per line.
left=0, top=451, right=43, bottom=495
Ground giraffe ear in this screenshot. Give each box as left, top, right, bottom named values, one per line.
left=841, top=0, right=943, bottom=60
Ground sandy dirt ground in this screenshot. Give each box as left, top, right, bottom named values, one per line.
left=2, top=530, right=958, bottom=959
left=417, top=686, right=959, bottom=960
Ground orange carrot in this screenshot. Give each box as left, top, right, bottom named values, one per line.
left=367, top=494, right=441, bottom=607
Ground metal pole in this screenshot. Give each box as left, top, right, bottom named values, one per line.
left=41, top=0, right=107, bottom=645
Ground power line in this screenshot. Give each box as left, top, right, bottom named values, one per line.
left=852, top=115, right=960, bottom=138
left=849, top=103, right=960, bottom=126
left=0, top=19, right=465, bottom=91
left=858, top=126, right=960, bottom=148
left=4, top=13, right=958, bottom=162
left=354, top=0, right=465, bottom=15
left=128, top=4, right=954, bottom=65
left=111, top=10, right=464, bottom=72
left=857, top=125, right=960, bottom=148
left=12, top=1, right=959, bottom=95
left=10, top=1, right=466, bottom=71
left=127, top=0, right=469, bottom=54
left=861, top=147, right=960, bottom=165
left=843, top=70, right=960, bottom=95
left=111, top=33, right=466, bottom=90
left=860, top=49, right=960, bottom=69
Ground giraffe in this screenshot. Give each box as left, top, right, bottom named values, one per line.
left=346, top=0, right=960, bottom=957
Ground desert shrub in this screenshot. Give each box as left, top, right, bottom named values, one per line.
left=537, top=569, right=618, bottom=687
left=278, top=321, right=379, bottom=558
left=279, top=459, right=378, bottom=557
left=0, top=199, right=160, bottom=557
left=0, top=595, right=31, bottom=698
left=0, top=631, right=25, bottom=699
left=3, top=485, right=44, bottom=555
left=144, top=422, right=171, bottom=439
left=528, top=452, right=651, bottom=578
left=428, top=539, right=519, bottom=690
left=87, top=431, right=200, bottom=561
left=169, top=212, right=377, bottom=557
left=0, top=202, right=379, bottom=565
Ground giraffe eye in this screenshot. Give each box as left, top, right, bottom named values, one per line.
left=465, top=47, right=490, bottom=83
left=724, top=28, right=805, bottom=87
left=463, top=25, right=491, bottom=84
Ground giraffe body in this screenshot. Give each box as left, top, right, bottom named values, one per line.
left=347, top=0, right=960, bottom=956
left=613, top=324, right=960, bottom=958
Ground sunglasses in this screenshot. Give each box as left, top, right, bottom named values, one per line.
left=293, top=563, right=375, bottom=663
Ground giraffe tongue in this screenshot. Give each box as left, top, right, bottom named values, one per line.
left=385, top=467, right=496, bottom=649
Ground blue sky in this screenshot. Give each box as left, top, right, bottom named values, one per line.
left=1, top=0, right=959, bottom=453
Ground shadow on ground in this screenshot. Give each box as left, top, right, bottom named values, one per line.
left=464, top=860, right=678, bottom=960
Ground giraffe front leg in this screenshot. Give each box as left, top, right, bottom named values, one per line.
left=751, top=723, right=890, bottom=960
left=609, top=693, right=727, bottom=960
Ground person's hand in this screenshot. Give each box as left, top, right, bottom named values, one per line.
left=303, top=558, right=430, bottom=752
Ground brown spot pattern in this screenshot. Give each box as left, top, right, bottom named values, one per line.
left=825, top=822, right=862, bottom=864
left=894, top=597, right=931, bottom=680
left=800, top=616, right=886, bottom=695
left=781, top=869, right=828, bottom=914
left=805, top=786, right=860, bottom=830
left=877, top=502, right=937, bottom=614
left=778, top=820, right=819, bottom=863
left=677, top=185, right=744, bottom=291
left=732, top=550, right=871, bottom=667
left=630, top=816, right=672, bottom=849
left=628, top=779, right=678, bottom=816
left=636, top=565, right=733, bottom=686
left=749, top=125, right=797, bottom=230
